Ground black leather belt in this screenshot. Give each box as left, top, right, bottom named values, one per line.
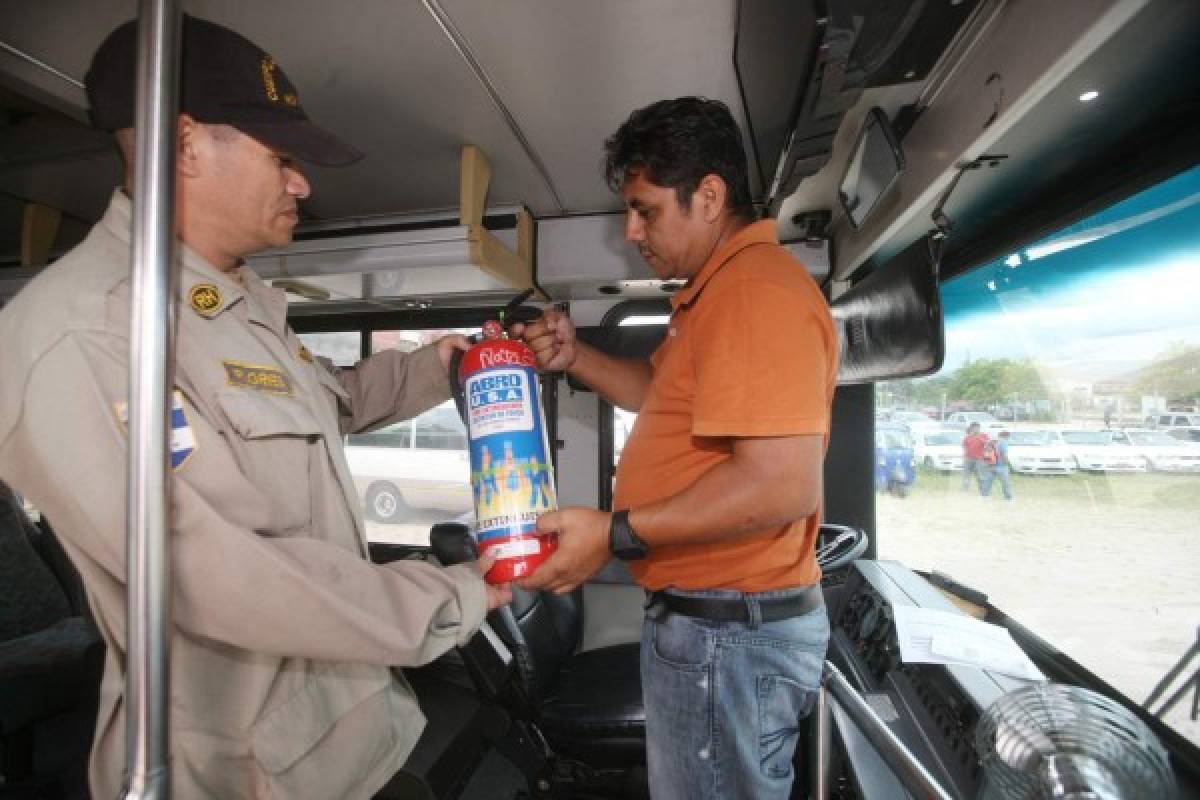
left=649, top=586, right=823, bottom=623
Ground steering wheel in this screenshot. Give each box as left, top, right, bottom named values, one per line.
left=816, top=523, right=869, bottom=572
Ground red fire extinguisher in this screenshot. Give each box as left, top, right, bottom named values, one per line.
left=458, top=318, right=558, bottom=583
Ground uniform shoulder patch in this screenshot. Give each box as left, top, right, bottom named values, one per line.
left=222, top=360, right=294, bottom=395
left=169, top=391, right=196, bottom=469
left=189, top=284, right=223, bottom=316
left=112, top=390, right=196, bottom=470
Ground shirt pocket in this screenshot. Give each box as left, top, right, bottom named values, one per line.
left=250, top=663, right=397, bottom=787
left=216, top=389, right=324, bottom=534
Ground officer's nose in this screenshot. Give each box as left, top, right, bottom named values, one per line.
left=286, top=165, right=310, bottom=200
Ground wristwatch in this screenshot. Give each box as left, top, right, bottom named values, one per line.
left=609, top=509, right=650, bottom=561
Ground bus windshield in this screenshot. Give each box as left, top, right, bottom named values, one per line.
left=875, top=164, right=1200, bottom=747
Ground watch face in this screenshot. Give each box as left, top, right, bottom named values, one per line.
left=610, top=511, right=648, bottom=560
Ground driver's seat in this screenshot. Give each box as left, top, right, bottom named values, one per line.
left=429, top=524, right=645, bottom=768
left=494, top=584, right=644, bottom=767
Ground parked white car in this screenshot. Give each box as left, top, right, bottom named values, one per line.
left=913, top=430, right=963, bottom=471
left=1005, top=430, right=1077, bottom=475
left=1110, top=429, right=1200, bottom=473
left=884, top=410, right=945, bottom=435
left=1145, top=412, right=1200, bottom=443
left=1058, top=429, right=1148, bottom=473
left=945, top=411, right=1005, bottom=432
left=344, top=401, right=473, bottom=522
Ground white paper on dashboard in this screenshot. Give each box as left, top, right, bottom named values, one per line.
left=892, top=605, right=1044, bottom=682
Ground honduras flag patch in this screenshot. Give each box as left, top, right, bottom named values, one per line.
left=168, top=391, right=196, bottom=469
left=113, top=390, right=196, bottom=471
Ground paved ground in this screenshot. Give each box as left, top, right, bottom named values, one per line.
left=876, top=471, right=1200, bottom=748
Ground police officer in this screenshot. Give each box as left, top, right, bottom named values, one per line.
left=0, top=15, right=509, bottom=799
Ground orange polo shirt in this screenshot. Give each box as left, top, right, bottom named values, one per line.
left=613, top=219, right=837, bottom=592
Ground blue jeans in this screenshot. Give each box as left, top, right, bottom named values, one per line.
left=983, top=464, right=1013, bottom=499
left=963, top=458, right=989, bottom=493
left=641, top=587, right=830, bottom=800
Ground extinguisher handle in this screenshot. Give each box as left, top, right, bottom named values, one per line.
left=448, top=347, right=468, bottom=424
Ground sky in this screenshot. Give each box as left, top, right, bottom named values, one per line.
left=937, top=165, right=1200, bottom=384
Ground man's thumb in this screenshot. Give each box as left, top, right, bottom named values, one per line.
left=536, top=510, right=562, bottom=534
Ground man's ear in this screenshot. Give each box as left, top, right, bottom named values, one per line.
left=697, top=174, right=727, bottom=223
left=176, top=114, right=203, bottom=179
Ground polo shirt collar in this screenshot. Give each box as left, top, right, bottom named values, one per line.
left=670, top=218, right=780, bottom=310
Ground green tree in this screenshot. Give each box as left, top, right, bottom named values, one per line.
left=881, top=358, right=1051, bottom=413
left=998, top=360, right=1050, bottom=402
left=951, top=359, right=1008, bottom=407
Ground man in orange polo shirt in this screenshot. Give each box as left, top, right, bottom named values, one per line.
left=515, top=97, right=837, bottom=799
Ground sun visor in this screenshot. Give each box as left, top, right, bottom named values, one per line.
left=832, top=236, right=945, bottom=385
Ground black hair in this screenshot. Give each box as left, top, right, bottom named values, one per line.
left=603, top=97, right=755, bottom=221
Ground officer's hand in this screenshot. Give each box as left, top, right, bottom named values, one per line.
left=476, top=550, right=514, bottom=610
left=510, top=309, right=577, bottom=372
left=435, top=334, right=472, bottom=370
left=516, top=508, right=611, bottom=594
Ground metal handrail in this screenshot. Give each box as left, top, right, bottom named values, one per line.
left=124, top=2, right=180, bottom=798
left=815, top=661, right=955, bottom=800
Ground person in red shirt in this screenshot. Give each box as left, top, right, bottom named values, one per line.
left=962, top=422, right=991, bottom=493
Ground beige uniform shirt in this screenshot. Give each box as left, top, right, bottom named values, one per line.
left=0, top=191, right=487, bottom=799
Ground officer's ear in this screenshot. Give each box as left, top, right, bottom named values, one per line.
left=176, top=114, right=203, bottom=179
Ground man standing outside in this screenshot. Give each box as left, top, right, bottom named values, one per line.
left=0, top=16, right=509, bottom=799
left=983, top=430, right=1014, bottom=501
left=962, top=421, right=990, bottom=493
left=514, top=97, right=837, bottom=800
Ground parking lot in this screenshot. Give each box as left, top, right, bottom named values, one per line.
left=878, top=468, right=1200, bottom=746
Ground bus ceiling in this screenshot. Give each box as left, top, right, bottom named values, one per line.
left=0, top=1, right=1197, bottom=296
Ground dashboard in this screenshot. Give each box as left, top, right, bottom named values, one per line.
left=822, top=560, right=1033, bottom=799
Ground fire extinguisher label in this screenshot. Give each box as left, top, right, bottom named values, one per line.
left=465, top=368, right=534, bottom=437
left=464, top=364, right=557, bottom=543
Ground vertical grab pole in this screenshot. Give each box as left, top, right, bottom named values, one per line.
left=810, top=683, right=833, bottom=800
left=124, top=1, right=180, bottom=798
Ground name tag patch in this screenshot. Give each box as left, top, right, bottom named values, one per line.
left=113, top=390, right=196, bottom=470
left=223, top=360, right=294, bottom=395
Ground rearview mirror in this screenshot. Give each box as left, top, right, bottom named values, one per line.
left=838, top=108, right=905, bottom=229
left=831, top=235, right=943, bottom=385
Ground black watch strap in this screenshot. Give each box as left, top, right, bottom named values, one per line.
left=609, top=509, right=650, bottom=561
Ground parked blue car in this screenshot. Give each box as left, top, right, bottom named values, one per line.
left=875, top=426, right=917, bottom=496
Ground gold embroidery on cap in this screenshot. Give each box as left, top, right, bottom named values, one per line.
left=261, top=56, right=279, bottom=102
left=283, top=93, right=298, bottom=107
left=297, top=345, right=314, bottom=363
left=189, top=284, right=223, bottom=316
left=223, top=360, right=294, bottom=395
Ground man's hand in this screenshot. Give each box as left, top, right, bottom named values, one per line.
left=435, top=334, right=472, bottom=371
left=510, top=309, right=577, bottom=372
left=475, top=550, right=514, bottom=610
left=517, top=507, right=612, bottom=594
